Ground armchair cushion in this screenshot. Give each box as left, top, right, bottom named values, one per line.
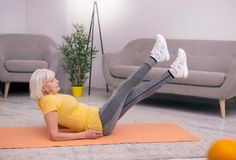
left=5, top=60, right=48, bottom=73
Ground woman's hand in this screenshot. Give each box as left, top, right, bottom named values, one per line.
left=83, top=130, right=103, bottom=139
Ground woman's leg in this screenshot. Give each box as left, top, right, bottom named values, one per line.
left=99, top=34, right=170, bottom=135
left=118, top=71, right=173, bottom=119
left=119, top=48, right=188, bottom=118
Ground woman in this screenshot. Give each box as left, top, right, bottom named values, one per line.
left=30, top=34, right=188, bottom=141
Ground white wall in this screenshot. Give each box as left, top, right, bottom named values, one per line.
left=0, top=0, right=26, bottom=33
left=26, top=0, right=67, bottom=44
left=67, top=0, right=236, bottom=89
left=0, top=0, right=67, bottom=42
left=1, top=0, right=236, bottom=90
left=68, top=0, right=236, bottom=51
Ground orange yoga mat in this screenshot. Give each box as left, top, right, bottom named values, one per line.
left=0, top=123, right=198, bottom=149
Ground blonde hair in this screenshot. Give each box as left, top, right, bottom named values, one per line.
left=30, top=69, right=55, bottom=101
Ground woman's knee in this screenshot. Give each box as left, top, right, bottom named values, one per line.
left=103, top=129, right=112, bottom=136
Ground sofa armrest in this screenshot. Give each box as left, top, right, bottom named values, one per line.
left=47, top=51, right=59, bottom=73
left=45, top=45, right=60, bottom=73
left=0, top=49, right=7, bottom=82
left=102, top=50, right=132, bottom=86
left=221, top=60, right=236, bottom=98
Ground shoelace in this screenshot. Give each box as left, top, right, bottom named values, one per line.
left=171, top=57, right=182, bottom=71
left=152, top=43, right=164, bottom=54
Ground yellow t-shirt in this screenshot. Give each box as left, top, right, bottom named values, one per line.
left=37, top=94, right=102, bottom=132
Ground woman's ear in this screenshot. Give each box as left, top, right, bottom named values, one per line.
left=42, top=87, right=45, bottom=93
left=42, top=83, right=49, bottom=94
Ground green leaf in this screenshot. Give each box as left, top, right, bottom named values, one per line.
left=59, top=23, right=98, bottom=86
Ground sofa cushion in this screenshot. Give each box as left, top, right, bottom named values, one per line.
left=110, top=65, right=226, bottom=87
left=5, top=60, right=48, bottom=73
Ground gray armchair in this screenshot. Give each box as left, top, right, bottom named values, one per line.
left=0, top=34, right=59, bottom=98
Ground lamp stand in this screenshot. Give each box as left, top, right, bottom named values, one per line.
left=87, top=1, right=109, bottom=95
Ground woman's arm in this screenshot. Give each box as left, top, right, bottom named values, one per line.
left=58, top=125, right=77, bottom=133
left=44, top=111, right=103, bottom=141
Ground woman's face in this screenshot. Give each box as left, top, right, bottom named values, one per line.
left=42, top=78, right=60, bottom=95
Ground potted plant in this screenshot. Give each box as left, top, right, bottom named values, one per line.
left=59, top=24, right=97, bottom=97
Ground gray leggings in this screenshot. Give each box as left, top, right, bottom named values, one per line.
left=99, top=57, right=174, bottom=135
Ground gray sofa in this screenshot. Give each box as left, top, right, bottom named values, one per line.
left=0, top=34, right=59, bottom=98
left=103, top=38, right=236, bottom=118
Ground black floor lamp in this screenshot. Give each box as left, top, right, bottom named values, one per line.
left=87, top=1, right=109, bottom=95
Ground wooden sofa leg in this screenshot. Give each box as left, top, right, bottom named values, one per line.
left=112, top=87, right=117, bottom=96
left=219, top=99, right=225, bottom=118
left=4, top=82, right=10, bottom=98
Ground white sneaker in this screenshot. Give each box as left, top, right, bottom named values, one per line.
left=150, top=34, right=170, bottom=62
left=169, top=48, right=188, bottom=78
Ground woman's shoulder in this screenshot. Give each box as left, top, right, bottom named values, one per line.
left=38, top=93, right=75, bottom=103
left=39, top=94, right=60, bottom=102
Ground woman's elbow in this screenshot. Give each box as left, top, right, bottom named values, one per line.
left=49, top=132, right=59, bottom=141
